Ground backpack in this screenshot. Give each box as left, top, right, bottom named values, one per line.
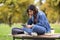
left=12, top=28, right=24, bottom=35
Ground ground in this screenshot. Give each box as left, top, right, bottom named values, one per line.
left=0, top=23, right=60, bottom=40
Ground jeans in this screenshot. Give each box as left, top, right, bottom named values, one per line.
left=22, top=25, right=46, bottom=35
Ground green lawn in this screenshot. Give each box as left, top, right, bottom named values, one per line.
left=50, top=24, right=60, bottom=33
left=0, top=23, right=60, bottom=40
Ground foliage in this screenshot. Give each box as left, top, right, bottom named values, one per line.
left=0, top=0, right=34, bottom=24
left=40, top=0, right=60, bottom=23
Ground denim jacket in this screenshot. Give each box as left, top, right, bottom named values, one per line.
left=27, top=11, right=51, bottom=33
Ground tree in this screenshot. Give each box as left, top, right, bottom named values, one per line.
left=40, top=0, right=60, bottom=23
left=0, top=0, right=34, bottom=26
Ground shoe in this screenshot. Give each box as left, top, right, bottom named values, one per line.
left=31, top=32, right=38, bottom=36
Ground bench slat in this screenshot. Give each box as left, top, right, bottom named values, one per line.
left=10, top=33, right=60, bottom=39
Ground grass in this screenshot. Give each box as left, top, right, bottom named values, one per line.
left=50, top=24, right=60, bottom=33
left=0, top=23, right=60, bottom=40
left=0, top=23, right=22, bottom=40
left=0, top=24, right=11, bottom=40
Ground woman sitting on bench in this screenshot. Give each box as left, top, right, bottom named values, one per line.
left=12, top=4, right=51, bottom=35
left=22, top=4, right=51, bottom=35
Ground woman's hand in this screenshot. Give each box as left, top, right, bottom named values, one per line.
left=26, top=25, right=32, bottom=28
left=29, top=14, right=32, bottom=18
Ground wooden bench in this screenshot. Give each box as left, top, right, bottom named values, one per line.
left=9, top=33, right=60, bottom=40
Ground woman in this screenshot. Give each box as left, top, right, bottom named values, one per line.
left=23, top=4, right=51, bottom=35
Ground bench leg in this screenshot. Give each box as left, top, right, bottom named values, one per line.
left=43, top=38, right=55, bottom=40
left=33, top=38, right=55, bottom=40
left=13, top=37, right=15, bottom=40
left=22, top=38, right=24, bottom=40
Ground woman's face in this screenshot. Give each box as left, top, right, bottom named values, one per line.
left=28, top=9, right=34, bottom=18
left=28, top=9, right=33, bottom=15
